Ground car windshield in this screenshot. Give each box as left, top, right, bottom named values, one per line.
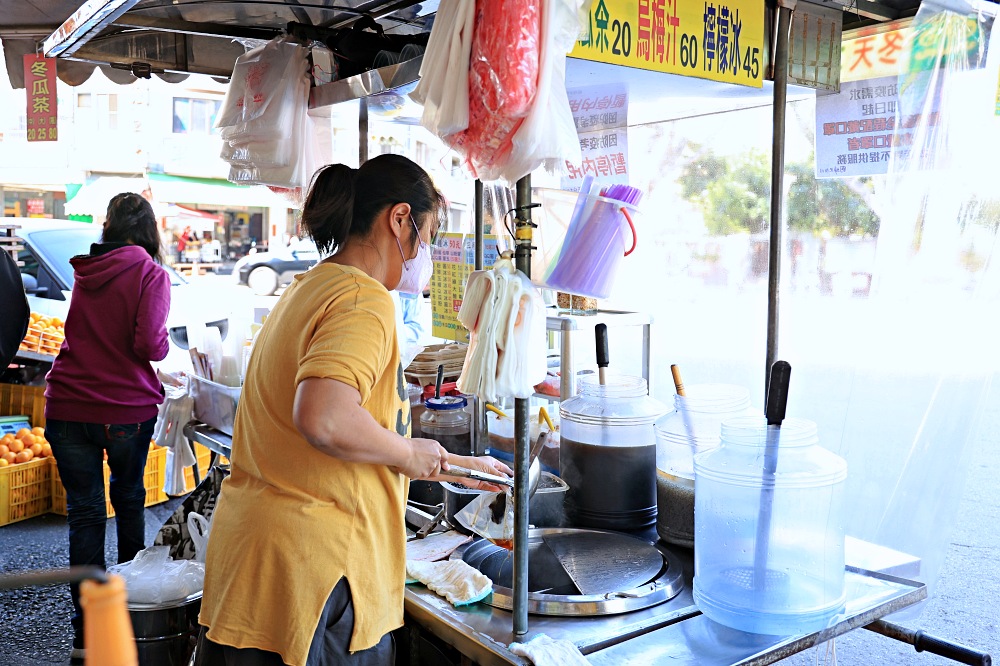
left=26, top=228, right=186, bottom=288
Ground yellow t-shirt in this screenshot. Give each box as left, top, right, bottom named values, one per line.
left=199, top=263, right=410, bottom=666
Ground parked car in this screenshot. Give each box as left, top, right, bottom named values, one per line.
left=11, top=218, right=241, bottom=371
left=232, top=240, right=320, bottom=296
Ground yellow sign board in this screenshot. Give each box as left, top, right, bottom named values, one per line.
left=430, top=234, right=500, bottom=341
left=840, top=25, right=911, bottom=83
left=569, top=0, right=765, bottom=88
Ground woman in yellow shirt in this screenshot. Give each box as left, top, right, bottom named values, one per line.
left=196, top=154, right=510, bottom=666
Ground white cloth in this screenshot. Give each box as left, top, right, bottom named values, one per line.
left=509, top=635, right=590, bottom=666
left=405, top=559, right=493, bottom=606
left=155, top=378, right=196, bottom=496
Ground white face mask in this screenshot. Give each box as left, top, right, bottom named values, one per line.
left=395, top=216, right=433, bottom=295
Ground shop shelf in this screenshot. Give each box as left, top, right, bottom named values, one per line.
left=50, top=446, right=167, bottom=517
left=0, top=457, right=53, bottom=526
left=0, top=384, right=46, bottom=428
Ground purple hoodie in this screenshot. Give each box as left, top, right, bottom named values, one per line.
left=45, top=244, right=171, bottom=425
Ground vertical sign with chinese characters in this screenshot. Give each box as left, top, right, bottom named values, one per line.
left=569, top=0, right=765, bottom=88
left=430, top=234, right=499, bottom=341
left=561, top=84, right=629, bottom=191
left=22, top=55, right=58, bottom=142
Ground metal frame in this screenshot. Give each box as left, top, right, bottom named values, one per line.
left=42, top=0, right=142, bottom=58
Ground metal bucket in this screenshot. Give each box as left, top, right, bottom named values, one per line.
left=128, top=592, right=202, bottom=666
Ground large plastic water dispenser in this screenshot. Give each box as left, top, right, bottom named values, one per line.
left=693, top=416, right=848, bottom=635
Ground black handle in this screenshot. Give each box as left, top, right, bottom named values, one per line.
left=435, top=364, right=444, bottom=400
left=765, top=360, right=791, bottom=426
left=915, top=631, right=992, bottom=666
left=595, top=324, right=609, bottom=369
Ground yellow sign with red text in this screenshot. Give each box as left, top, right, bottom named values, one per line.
left=840, top=26, right=911, bottom=82
left=569, top=0, right=765, bottom=88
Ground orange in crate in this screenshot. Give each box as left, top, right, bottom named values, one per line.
left=50, top=447, right=167, bottom=517
left=0, top=457, right=53, bottom=526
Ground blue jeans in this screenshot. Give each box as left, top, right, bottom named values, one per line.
left=47, top=417, right=156, bottom=645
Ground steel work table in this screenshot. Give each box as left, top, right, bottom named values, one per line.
left=182, top=421, right=930, bottom=664
left=403, top=552, right=926, bottom=666
left=182, top=422, right=232, bottom=486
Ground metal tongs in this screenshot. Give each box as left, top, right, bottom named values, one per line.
left=445, top=466, right=514, bottom=488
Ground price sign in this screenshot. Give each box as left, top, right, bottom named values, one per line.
left=430, top=234, right=499, bottom=341
left=569, top=0, right=765, bottom=88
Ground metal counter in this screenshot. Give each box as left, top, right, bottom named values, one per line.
left=404, top=556, right=926, bottom=666
left=183, top=422, right=232, bottom=460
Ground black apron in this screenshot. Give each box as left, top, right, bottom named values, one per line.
left=0, top=249, right=29, bottom=368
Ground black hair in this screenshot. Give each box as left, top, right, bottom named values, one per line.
left=103, top=193, right=161, bottom=261
left=300, top=154, right=446, bottom=256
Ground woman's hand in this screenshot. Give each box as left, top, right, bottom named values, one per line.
left=392, top=438, right=448, bottom=480
left=433, top=454, right=513, bottom=492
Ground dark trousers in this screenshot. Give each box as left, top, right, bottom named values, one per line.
left=47, top=417, right=156, bottom=646
left=195, top=578, right=395, bottom=665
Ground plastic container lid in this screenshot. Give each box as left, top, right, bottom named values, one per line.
left=694, top=416, right=848, bottom=487
left=425, top=396, right=468, bottom=411
left=560, top=374, right=666, bottom=427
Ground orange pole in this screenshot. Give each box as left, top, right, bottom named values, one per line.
left=81, top=574, right=137, bottom=666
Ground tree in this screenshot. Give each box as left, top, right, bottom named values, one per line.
left=678, top=148, right=770, bottom=236
left=786, top=160, right=880, bottom=237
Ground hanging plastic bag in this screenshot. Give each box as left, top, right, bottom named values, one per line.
left=500, top=0, right=588, bottom=182
left=108, top=546, right=205, bottom=604
left=187, top=511, right=212, bottom=563
left=447, top=0, right=543, bottom=180
left=457, top=254, right=547, bottom=402
left=410, top=0, right=475, bottom=136
left=155, top=377, right=197, bottom=497
left=455, top=489, right=515, bottom=547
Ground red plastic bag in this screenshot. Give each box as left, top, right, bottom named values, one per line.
left=448, top=0, right=542, bottom=179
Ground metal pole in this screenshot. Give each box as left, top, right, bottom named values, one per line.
left=473, top=179, right=487, bottom=455
left=512, top=175, right=532, bottom=636
left=864, top=620, right=992, bottom=666
left=359, top=98, right=369, bottom=165
left=765, top=0, right=794, bottom=393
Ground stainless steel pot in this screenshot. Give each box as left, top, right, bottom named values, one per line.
left=128, top=592, right=202, bottom=666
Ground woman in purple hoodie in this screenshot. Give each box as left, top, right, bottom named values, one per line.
left=45, top=192, right=171, bottom=660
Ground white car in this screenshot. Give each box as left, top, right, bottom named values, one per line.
left=12, top=218, right=246, bottom=372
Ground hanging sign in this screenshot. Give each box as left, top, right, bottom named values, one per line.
left=561, top=83, right=629, bottom=191
left=840, top=26, right=910, bottom=83
left=23, top=54, right=58, bottom=142
left=569, top=0, right=765, bottom=88
left=430, top=234, right=500, bottom=341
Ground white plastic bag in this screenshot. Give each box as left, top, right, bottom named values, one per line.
left=108, top=546, right=204, bottom=604
left=187, top=511, right=211, bottom=563
left=500, top=0, right=587, bottom=182
left=155, top=378, right=197, bottom=497
left=411, top=0, right=475, bottom=136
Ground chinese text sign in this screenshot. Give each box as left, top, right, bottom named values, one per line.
left=561, top=84, right=629, bottom=191
left=569, top=0, right=765, bottom=88
left=22, top=55, right=58, bottom=142
left=430, top=234, right=499, bottom=341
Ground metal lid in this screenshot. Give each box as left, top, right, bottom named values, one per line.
left=452, top=528, right=683, bottom=616
left=425, top=396, right=468, bottom=410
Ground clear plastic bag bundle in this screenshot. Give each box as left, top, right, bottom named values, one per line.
left=217, top=37, right=318, bottom=189
left=108, top=546, right=204, bottom=604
